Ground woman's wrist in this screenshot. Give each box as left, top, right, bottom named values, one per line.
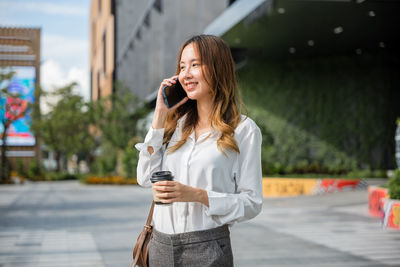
left=195, top=188, right=209, bottom=207
left=152, top=110, right=167, bottom=129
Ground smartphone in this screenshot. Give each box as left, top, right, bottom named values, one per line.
left=162, top=79, right=187, bottom=108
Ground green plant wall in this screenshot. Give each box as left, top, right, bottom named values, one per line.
left=238, top=53, right=400, bottom=174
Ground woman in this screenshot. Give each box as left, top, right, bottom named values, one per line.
left=135, top=34, right=262, bottom=266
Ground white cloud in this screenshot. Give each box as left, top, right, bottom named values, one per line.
left=42, top=34, right=89, bottom=69
left=67, top=67, right=90, bottom=99
left=41, top=59, right=65, bottom=90
left=41, top=33, right=90, bottom=97
left=0, top=1, right=87, bottom=16
left=39, top=33, right=90, bottom=114
left=41, top=59, right=90, bottom=114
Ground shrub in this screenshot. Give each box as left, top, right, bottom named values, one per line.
left=237, top=56, right=399, bottom=174
left=27, top=160, right=46, bottom=181
left=388, top=169, right=400, bottom=200
left=325, top=168, right=387, bottom=179
left=84, top=175, right=137, bottom=185
left=0, top=163, right=12, bottom=183
left=91, top=151, right=117, bottom=176
left=122, top=145, right=139, bottom=178
left=46, top=172, right=79, bottom=181
left=16, top=158, right=26, bottom=177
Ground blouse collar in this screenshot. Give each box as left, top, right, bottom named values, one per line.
left=176, top=114, right=221, bottom=142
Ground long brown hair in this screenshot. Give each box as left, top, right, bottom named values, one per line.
left=163, top=35, right=243, bottom=154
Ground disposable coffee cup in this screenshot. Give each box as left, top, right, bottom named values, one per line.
left=150, top=171, right=174, bottom=205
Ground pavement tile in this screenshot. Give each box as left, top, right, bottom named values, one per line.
left=1, top=181, right=400, bottom=266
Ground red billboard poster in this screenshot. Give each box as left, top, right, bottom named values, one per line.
left=0, top=66, right=35, bottom=146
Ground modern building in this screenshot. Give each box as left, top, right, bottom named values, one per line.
left=90, top=0, right=229, bottom=102
left=90, top=0, right=114, bottom=101
left=90, top=0, right=400, bottom=170
left=205, top=0, right=400, bottom=171
left=205, top=0, right=400, bottom=60
left=0, top=27, right=41, bottom=170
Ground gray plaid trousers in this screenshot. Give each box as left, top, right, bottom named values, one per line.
left=149, top=225, right=233, bottom=267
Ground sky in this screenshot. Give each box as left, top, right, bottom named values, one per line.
left=0, top=0, right=91, bottom=103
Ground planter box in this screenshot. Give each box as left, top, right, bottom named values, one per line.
left=262, top=178, right=366, bottom=197
left=383, top=199, right=400, bottom=230
left=368, top=186, right=388, bottom=218
left=315, top=179, right=367, bottom=194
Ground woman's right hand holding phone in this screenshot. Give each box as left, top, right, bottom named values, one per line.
left=152, top=75, right=188, bottom=129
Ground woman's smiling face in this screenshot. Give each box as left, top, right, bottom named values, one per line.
left=178, top=43, right=212, bottom=102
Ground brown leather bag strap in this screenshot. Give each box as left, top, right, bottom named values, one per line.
left=132, top=232, right=146, bottom=267
left=146, top=201, right=155, bottom=226
left=132, top=201, right=155, bottom=267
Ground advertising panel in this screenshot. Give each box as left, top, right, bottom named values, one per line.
left=0, top=66, right=36, bottom=146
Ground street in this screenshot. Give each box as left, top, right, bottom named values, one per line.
left=0, top=181, right=399, bottom=267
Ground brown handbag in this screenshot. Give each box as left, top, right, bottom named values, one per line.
left=131, top=201, right=155, bottom=267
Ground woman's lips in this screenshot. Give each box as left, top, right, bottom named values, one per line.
left=185, top=82, right=198, bottom=90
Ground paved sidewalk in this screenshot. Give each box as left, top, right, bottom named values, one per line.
left=0, top=180, right=399, bottom=266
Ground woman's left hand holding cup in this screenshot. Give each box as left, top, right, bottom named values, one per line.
left=152, top=181, right=209, bottom=207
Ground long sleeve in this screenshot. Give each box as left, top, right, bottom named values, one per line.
left=135, top=127, right=165, bottom=187
left=204, top=128, right=263, bottom=225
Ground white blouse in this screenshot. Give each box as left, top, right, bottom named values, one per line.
left=135, top=115, right=263, bottom=234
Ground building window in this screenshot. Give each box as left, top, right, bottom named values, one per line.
left=91, top=21, right=96, bottom=54
left=98, top=0, right=102, bottom=14
left=103, top=31, right=106, bottom=76
left=144, top=12, right=151, bottom=28
left=97, top=71, right=101, bottom=100
left=90, top=69, right=93, bottom=101
left=111, top=0, right=115, bottom=15
left=136, top=28, right=141, bottom=40
left=153, top=0, right=162, bottom=14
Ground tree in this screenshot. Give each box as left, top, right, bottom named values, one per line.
left=0, top=69, right=28, bottom=182
left=34, top=83, right=96, bottom=172
left=90, top=82, right=149, bottom=175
